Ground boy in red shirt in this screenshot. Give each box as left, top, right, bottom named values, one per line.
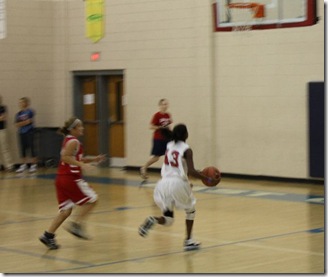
left=140, top=99, right=172, bottom=179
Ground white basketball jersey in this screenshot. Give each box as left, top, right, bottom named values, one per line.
left=161, top=141, right=190, bottom=180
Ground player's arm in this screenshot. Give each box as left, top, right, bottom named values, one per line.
left=150, top=123, right=160, bottom=130
left=184, top=149, right=209, bottom=182
left=166, top=115, right=173, bottom=129
left=82, top=154, right=106, bottom=164
left=61, top=140, right=85, bottom=167
left=149, top=113, right=159, bottom=130
left=185, top=149, right=219, bottom=186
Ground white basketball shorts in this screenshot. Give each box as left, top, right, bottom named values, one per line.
left=153, top=176, right=196, bottom=212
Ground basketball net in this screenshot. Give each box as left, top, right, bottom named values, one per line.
left=227, top=2, right=265, bottom=32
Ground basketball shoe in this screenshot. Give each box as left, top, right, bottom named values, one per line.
left=39, top=232, right=59, bottom=250
left=16, top=164, right=27, bottom=173
left=138, top=216, right=156, bottom=237
left=29, top=164, right=37, bottom=173
left=184, top=238, right=201, bottom=251
left=64, top=222, right=90, bottom=240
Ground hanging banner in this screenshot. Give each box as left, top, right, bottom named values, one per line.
left=85, top=0, right=104, bottom=43
left=0, top=0, right=6, bottom=39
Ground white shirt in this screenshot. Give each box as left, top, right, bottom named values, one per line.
left=161, top=140, right=190, bottom=180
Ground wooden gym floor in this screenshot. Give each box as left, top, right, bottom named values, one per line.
left=0, top=167, right=324, bottom=274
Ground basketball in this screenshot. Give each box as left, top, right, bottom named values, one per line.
left=202, top=166, right=221, bottom=187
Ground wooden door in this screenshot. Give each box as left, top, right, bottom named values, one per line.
left=108, top=76, right=125, bottom=158
left=81, top=76, right=99, bottom=156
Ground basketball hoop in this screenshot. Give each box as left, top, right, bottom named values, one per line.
left=227, top=2, right=265, bottom=32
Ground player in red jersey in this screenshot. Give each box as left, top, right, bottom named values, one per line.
left=140, top=99, right=172, bottom=179
left=39, top=116, right=105, bottom=250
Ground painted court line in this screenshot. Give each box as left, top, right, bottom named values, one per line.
left=35, top=226, right=324, bottom=273
left=0, top=246, right=93, bottom=267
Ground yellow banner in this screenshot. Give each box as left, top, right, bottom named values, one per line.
left=85, top=0, right=104, bottom=43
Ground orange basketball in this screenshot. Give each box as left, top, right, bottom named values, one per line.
left=202, top=166, right=221, bottom=187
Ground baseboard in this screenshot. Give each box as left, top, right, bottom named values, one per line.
left=221, top=172, right=324, bottom=185
left=124, top=166, right=324, bottom=185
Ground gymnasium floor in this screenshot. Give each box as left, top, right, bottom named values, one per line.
left=0, top=167, right=324, bottom=274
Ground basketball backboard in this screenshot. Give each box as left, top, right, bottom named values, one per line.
left=213, top=0, right=318, bottom=31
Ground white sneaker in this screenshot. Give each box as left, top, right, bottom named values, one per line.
left=16, top=164, right=27, bottom=173
left=140, top=167, right=148, bottom=180
left=184, top=238, right=201, bottom=251
left=29, top=164, right=37, bottom=173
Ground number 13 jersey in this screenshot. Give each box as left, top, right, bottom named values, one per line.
left=161, top=141, right=190, bottom=181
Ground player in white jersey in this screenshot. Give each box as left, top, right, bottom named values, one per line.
left=138, top=124, right=220, bottom=251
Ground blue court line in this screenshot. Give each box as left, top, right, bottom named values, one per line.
left=33, top=226, right=324, bottom=274
left=309, top=227, right=324, bottom=233
left=36, top=173, right=325, bottom=205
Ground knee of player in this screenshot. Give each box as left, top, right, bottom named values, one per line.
left=89, top=193, right=99, bottom=203
left=60, top=207, right=73, bottom=217
left=163, top=216, right=174, bottom=226
left=185, top=208, right=196, bottom=220
left=163, top=210, right=174, bottom=226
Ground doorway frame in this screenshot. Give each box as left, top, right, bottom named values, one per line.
left=72, top=70, right=124, bottom=166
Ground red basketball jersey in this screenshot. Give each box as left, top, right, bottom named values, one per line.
left=151, top=112, right=172, bottom=140
left=57, top=135, right=83, bottom=178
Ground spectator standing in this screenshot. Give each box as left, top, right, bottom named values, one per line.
left=15, top=97, right=37, bottom=173
left=0, top=96, right=14, bottom=171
